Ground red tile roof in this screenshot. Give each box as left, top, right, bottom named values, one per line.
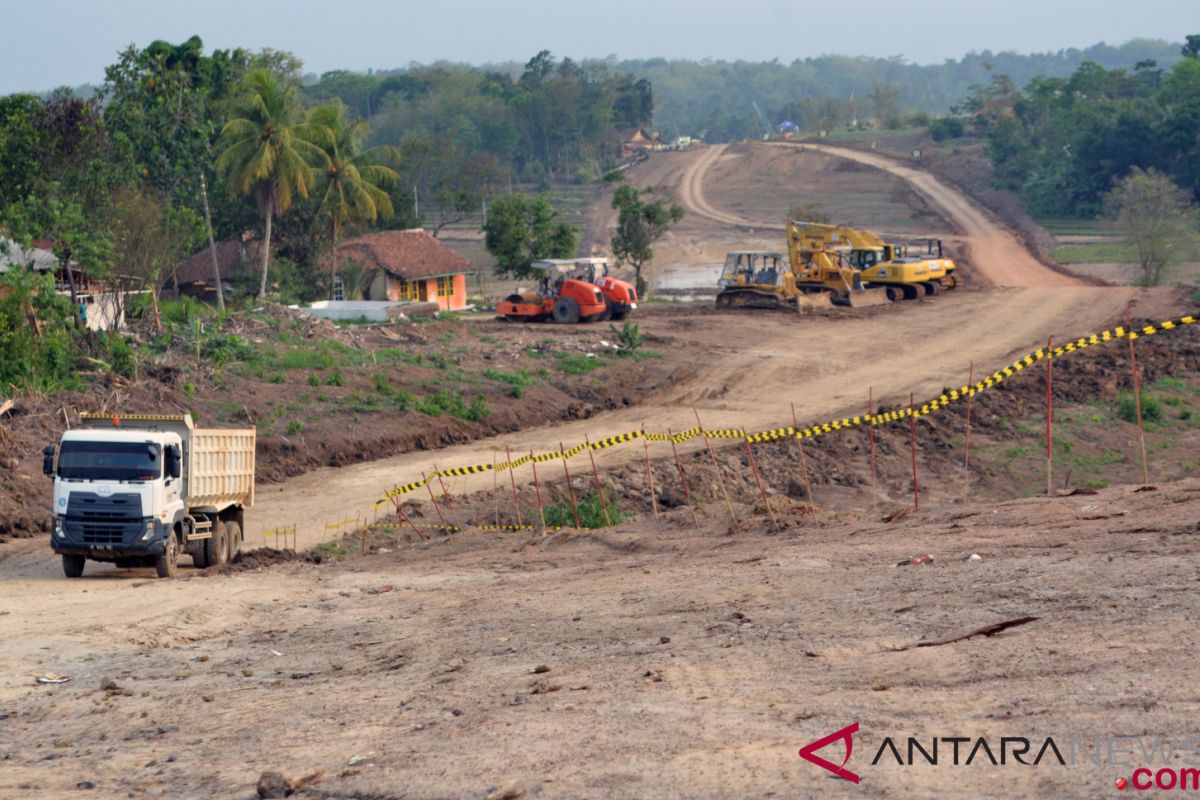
left=329, top=229, right=476, bottom=279
left=176, top=237, right=261, bottom=285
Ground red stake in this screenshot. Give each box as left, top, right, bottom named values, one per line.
left=909, top=392, right=919, bottom=510
left=584, top=434, right=612, bottom=527
left=667, top=427, right=700, bottom=526
left=422, top=471, right=450, bottom=531
left=789, top=402, right=816, bottom=510
left=530, top=450, right=546, bottom=532
left=505, top=445, right=523, bottom=528
left=432, top=463, right=463, bottom=531
left=560, top=441, right=581, bottom=529
left=692, top=398, right=738, bottom=530
left=1045, top=336, right=1054, bottom=497
left=742, top=427, right=780, bottom=533
left=642, top=427, right=659, bottom=518
left=964, top=360, right=974, bottom=501
left=392, top=498, right=427, bottom=541
left=491, top=452, right=500, bottom=528
left=1126, top=305, right=1150, bottom=486
left=867, top=386, right=877, bottom=491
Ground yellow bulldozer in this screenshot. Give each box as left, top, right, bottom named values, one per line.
left=714, top=221, right=957, bottom=310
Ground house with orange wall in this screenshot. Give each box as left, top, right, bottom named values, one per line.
left=329, top=229, right=477, bottom=311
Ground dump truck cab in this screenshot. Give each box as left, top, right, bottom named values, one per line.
left=45, top=413, right=255, bottom=578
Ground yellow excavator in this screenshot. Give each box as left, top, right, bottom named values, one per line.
left=788, top=221, right=957, bottom=301
left=714, top=221, right=957, bottom=310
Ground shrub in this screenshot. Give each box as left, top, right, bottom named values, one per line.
left=929, top=117, right=965, bottom=141
left=610, top=320, right=643, bottom=355
left=286, top=419, right=304, bottom=436
left=544, top=486, right=624, bottom=529
left=325, top=369, right=345, bottom=387
left=1117, top=392, right=1164, bottom=423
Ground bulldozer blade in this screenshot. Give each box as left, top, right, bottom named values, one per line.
left=795, top=293, right=834, bottom=314
left=845, top=290, right=891, bottom=308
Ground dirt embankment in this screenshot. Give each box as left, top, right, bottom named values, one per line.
left=0, top=306, right=698, bottom=541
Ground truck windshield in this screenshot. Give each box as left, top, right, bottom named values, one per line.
left=57, top=441, right=161, bottom=481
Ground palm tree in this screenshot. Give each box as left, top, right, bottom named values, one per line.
left=216, top=69, right=323, bottom=298
left=306, top=100, right=401, bottom=299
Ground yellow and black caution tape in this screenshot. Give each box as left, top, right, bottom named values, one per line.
left=376, top=312, right=1197, bottom=505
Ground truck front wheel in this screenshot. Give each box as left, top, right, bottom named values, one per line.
left=155, top=532, right=178, bottom=579
left=62, top=554, right=85, bottom=578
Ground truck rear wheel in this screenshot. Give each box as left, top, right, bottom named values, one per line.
left=205, top=520, right=227, bottom=567
left=62, top=553, right=85, bottom=578
left=155, top=533, right=178, bottom=579
left=225, top=520, right=241, bottom=562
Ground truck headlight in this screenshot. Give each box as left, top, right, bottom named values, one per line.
left=53, top=518, right=64, bottom=539
left=141, top=519, right=156, bottom=541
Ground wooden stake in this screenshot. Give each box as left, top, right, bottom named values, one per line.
left=560, top=441, right=581, bottom=529
left=1126, top=306, right=1150, bottom=486
left=530, top=451, right=547, bottom=532
left=867, top=387, right=877, bottom=503
left=667, top=427, right=700, bottom=526
left=742, top=427, right=780, bottom=533
left=691, top=398, right=738, bottom=531
left=1045, top=337, right=1053, bottom=497
left=642, top=427, right=659, bottom=518
left=505, top=445, right=523, bottom=527
left=392, top=498, right=427, bottom=540
left=584, top=434, right=612, bottom=527
left=491, top=452, right=501, bottom=528
left=789, top=403, right=816, bottom=510
left=433, top=463, right=464, bottom=531
left=909, top=393, right=919, bottom=510
left=422, top=472, right=450, bottom=531
left=964, top=360, right=974, bottom=501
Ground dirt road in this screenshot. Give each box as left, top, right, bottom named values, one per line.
left=244, top=287, right=1140, bottom=549
left=791, top=143, right=1084, bottom=288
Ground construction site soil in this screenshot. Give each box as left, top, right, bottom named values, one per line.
left=3, top=140, right=1199, bottom=799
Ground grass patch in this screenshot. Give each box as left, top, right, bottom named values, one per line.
left=483, top=367, right=540, bottom=398
left=1050, top=241, right=1139, bottom=264
left=415, top=390, right=490, bottom=421
left=544, top=486, right=624, bottom=529
left=1117, top=392, right=1163, bottom=424
left=556, top=352, right=607, bottom=375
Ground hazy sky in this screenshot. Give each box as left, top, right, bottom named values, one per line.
left=1, top=0, right=1194, bottom=94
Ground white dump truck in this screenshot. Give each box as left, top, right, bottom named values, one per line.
left=44, top=413, right=255, bottom=578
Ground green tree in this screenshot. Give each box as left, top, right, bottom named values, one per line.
left=1105, top=167, right=1200, bottom=285
left=306, top=99, right=401, bottom=298
left=610, top=184, right=684, bottom=297
left=1182, top=34, right=1200, bottom=60
left=216, top=68, right=324, bottom=298
left=482, top=193, right=577, bottom=278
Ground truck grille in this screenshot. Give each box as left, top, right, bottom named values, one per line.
left=65, top=492, right=144, bottom=546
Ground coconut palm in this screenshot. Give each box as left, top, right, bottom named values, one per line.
left=216, top=69, right=324, bottom=298
left=306, top=100, right=401, bottom=298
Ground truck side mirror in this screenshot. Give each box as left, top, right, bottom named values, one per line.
left=42, top=445, right=55, bottom=477
left=167, top=445, right=182, bottom=479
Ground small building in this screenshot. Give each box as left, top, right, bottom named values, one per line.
left=328, top=229, right=477, bottom=311
left=1, top=237, right=128, bottom=330
left=619, top=127, right=666, bottom=160
left=173, top=233, right=261, bottom=302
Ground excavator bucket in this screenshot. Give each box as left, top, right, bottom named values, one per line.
left=844, top=289, right=891, bottom=308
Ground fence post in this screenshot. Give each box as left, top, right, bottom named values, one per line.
left=909, top=393, right=919, bottom=510
left=691, top=399, right=738, bottom=531
left=667, top=427, right=700, bottom=526
left=505, top=445, right=523, bottom=528
left=560, top=441, right=582, bottom=529
left=789, top=402, right=816, bottom=510
left=530, top=450, right=547, bottom=532
left=422, top=471, right=450, bottom=531
left=1126, top=305, right=1150, bottom=485
left=964, top=360, right=974, bottom=502
left=742, top=427, right=780, bottom=533
left=583, top=434, right=613, bottom=527
left=1045, top=336, right=1054, bottom=497
left=642, top=427, right=659, bottom=519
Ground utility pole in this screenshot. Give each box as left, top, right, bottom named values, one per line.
left=199, top=172, right=225, bottom=311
